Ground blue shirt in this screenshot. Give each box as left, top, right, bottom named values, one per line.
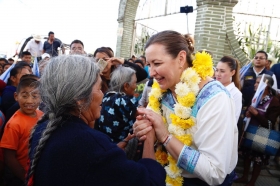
left=28, top=116, right=166, bottom=186
left=96, top=92, right=138, bottom=143
left=43, top=40, right=61, bottom=57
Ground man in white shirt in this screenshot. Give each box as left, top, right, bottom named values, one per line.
left=24, top=35, right=43, bottom=58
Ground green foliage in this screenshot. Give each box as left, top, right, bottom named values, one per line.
left=236, top=23, right=280, bottom=63
left=134, top=27, right=152, bottom=56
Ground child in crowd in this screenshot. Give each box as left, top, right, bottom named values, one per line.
left=1, top=65, right=31, bottom=115
left=0, top=75, right=43, bottom=186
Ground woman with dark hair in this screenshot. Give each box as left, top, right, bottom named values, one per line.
left=215, top=56, right=242, bottom=121
left=235, top=74, right=280, bottom=186
left=133, top=31, right=238, bottom=185
left=93, top=47, right=148, bottom=93
left=26, top=55, right=165, bottom=186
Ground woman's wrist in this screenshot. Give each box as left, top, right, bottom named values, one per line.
left=159, top=132, right=170, bottom=143
left=162, top=134, right=172, bottom=147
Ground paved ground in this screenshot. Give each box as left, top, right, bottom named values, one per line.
left=233, top=156, right=280, bottom=186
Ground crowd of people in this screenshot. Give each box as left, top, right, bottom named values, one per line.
left=0, top=30, right=279, bottom=186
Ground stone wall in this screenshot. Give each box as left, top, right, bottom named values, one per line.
left=194, top=0, right=249, bottom=64
left=116, top=0, right=249, bottom=64
left=115, top=0, right=140, bottom=58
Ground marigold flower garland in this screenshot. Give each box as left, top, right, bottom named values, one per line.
left=148, top=51, right=213, bottom=186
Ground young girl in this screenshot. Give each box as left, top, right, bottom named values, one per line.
left=1, top=66, right=31, bottom=115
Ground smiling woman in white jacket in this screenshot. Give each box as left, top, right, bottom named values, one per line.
left=215, top=56, right=242, bottom=122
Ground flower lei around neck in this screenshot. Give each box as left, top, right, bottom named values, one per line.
left=148, top=51, right=213, bottom=186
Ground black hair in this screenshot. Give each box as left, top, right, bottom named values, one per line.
left=134, top=59, right=144, bottom=68
left=16, top=74, right=39, bottom=93
left=7, top=66, right=28, bottom=86
left=21, top=51, right=31, bottom=58
left=93, top=47, right=115, bottom=93
left=93, top=47, right=114, bottom=58
left=139, top=55, right=146, bottom=62
left=70, top=40, right=84, bottom=48
left=48, top=31, right=54, bottom=36
left=15, top=61, right=31, bottom=68
left=256, top=50, right=268, bottom=59
left=8, top=58, right=14, bottom=62
left=0, top=58, right=8, bottom=64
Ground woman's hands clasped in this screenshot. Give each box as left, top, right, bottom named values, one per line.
left=133, top=108, right=169, bottom=143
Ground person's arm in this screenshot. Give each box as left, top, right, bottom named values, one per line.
left=42, top=41, right=46, bottom=54
left=135, top=93, right=238, bottom=185
left=60, top=42, right=65, bottom=54
left=39, top=42, right=44, bottom=56
left=249, top=97, right=280, bottom=128
left=3, top=149, right=25, bottom=181
left=142, top=128, right=156, bottom=159
left=272, top=74, right=278, bottom=90
left=123, top=60, right=148, bottom=82
left=138, top=82, right=149, bottom=107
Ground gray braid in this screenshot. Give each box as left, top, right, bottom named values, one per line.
left=26, top=55, right=100, bottom=185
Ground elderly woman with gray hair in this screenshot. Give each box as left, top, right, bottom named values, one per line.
left=96, top=66, right=138, bottom=143
left=25, top=55, right=165, bottom=186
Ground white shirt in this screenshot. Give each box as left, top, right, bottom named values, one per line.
left=24, top=39, right=43, bottom=57
left=226, top=82, right=242, bottom=122
left=253, top=67, right=278, bottom=90
left=181, top=92, right=238, bottom=185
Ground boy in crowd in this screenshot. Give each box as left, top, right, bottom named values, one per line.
left=0, top=75, right=43, bottom=185
left=21, top=51, right=32, bottom=65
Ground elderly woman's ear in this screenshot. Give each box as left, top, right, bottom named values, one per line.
left=123, top=82, right=130, bottom=92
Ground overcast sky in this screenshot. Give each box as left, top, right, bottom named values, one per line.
left=0, top=0, right=120, bottom=56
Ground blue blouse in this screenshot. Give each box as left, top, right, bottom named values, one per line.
left=96, top=92, right=138, bottom=143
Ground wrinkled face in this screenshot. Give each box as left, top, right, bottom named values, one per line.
left=14, top=86, right=41, bottom=117
left=253, top=53, right=267, bottom=68
left=145, top=44, right=185, bottom=91
left=70, top=43, right=84, bottom=55
left=89, top=76, right=104, bottom=120
left=22, top=55, right=32, bottom=64
left=95, top=52, right=112, bottom=74
left=124, top=74, right=137, bottom=96
left=215, top=62, right=235, bottom=86
left=11, top=68, right=31, bottom=86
